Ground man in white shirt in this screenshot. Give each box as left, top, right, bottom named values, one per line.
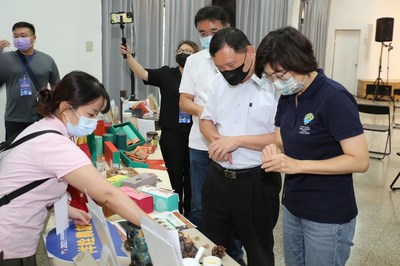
left=179, top=5, right=229, bottom=230
left=200, top=28, right=282, bottom=266
left=179, top=6, right=246, bottom=265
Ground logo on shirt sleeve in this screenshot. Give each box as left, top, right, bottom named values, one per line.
left=299, top=113, right=314, bottom=135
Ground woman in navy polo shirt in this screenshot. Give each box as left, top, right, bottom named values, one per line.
left=254, top=27, right=369, bottom=266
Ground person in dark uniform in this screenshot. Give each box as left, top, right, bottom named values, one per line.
left=255, top=27, right=369, bottom=266
left=120, top=41, right=200, bottom=217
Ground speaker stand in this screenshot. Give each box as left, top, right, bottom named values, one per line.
left=386, top=43, right=393, bottom=100
left=372, top=42, right=393, bottom=102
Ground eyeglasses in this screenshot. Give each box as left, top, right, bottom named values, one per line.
left=13, top=35, right=34, bottom=38
left=176, top=49, right=194, bottom=55
left=263, top=70, right=288, bottom=82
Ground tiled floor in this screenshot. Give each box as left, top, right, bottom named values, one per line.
left=36, top=98, right=400, bottom=265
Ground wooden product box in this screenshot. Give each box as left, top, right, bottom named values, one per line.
left=120, top=150, right=149, bottom=168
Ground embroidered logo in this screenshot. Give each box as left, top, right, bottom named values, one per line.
left=303, top=113, right=314, bottom=125
left=299, top=113, right=314, bottom=135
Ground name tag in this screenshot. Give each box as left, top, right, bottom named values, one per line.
left=19, top=77, right=33, bottom=96
left=178, top=109, right=191, bottom=123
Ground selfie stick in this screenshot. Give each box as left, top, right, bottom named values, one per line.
left=119, top=15, right=127, bottom=59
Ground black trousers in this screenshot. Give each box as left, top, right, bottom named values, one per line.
left=203, top=163, right=282, bottom=266
left=0, top=252, right=36, bottom=266
left=5, top=121, right=34, bottom=141
left=159, top=128, right=191, bottom=216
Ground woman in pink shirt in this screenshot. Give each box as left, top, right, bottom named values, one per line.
left=0, top=71, right=148, bottom=265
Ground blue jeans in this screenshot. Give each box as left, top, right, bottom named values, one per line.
left=188, top=148, right=210, bottom=231
left=283, top=207, right=356, bottom=266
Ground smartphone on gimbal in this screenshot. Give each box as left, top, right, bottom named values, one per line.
left=110, top=12, right=133, bottom=24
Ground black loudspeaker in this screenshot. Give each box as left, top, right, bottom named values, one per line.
left=375, top=17, right=394, bottom=42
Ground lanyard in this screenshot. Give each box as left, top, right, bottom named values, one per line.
left=17, top=51, right=35, bottom=77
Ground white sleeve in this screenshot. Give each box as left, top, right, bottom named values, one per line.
left=179, top=55, right=195, bottom=95
left=200, top=75, right=218, bottom=122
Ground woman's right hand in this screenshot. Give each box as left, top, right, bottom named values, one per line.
left=68, top=205, right=91, bottom=226
left=120, top=43, right=131, bottom=56
left=261, top=144, right=282, bottom=172
left=261, top=144, right=301, bottom=174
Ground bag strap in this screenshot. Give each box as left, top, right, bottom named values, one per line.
left=0, top=178, right=50, bottom=207
left=3, top=130, right=62, bottom=152
left=17, top=50, right=41, bottom=91
left=0, top=130, right=63, bottom=207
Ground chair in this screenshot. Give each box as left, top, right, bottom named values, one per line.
left=390, top=152, right=400, bottom=190
left=392, top=89, right=400, bottom=128
left=357, top=103, right=391, bottom=160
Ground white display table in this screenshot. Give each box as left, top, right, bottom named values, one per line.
left=44, top=144, right=239, bottom=266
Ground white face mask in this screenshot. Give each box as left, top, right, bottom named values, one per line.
left=66, top=108, right=98, bottom=137
left=273, top=76, right=306, bottom=96
left=199, top=35, right=213, bottom=50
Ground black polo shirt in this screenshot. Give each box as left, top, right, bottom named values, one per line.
left=144, top=66, right=191, bottom=132
left=275, top=69, right=364, bottom=224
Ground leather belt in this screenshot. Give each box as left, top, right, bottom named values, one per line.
left=212, top=162, right=262, bottom=179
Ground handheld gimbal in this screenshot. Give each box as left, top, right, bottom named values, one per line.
left=110, top=12, right=133, bottom=59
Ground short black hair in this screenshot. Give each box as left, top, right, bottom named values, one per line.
left=209, top=28, right=250, bottom=57
left=255, top=26, right=318, bottom=78
left=12, top=21, right=35, bottom=35
left=194, top=5, right=230, bottom=27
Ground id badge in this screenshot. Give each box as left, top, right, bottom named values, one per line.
left=179, top=109, right=191, bottom=123
left=19, top=77, right=33, bottom=96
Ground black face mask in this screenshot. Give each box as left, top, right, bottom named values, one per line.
left=220, top=53, right=251, bottom=86
left=176, top=53, right=190, bottom=67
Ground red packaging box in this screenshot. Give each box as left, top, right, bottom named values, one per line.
left=103, top=141, right=120, bottom=168
left=119, top=186, right=154, bottom=214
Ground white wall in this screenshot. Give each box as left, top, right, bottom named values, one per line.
left=325, top=0, right=400, bottom=80
left=0, top=0, right=102, bottom=141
